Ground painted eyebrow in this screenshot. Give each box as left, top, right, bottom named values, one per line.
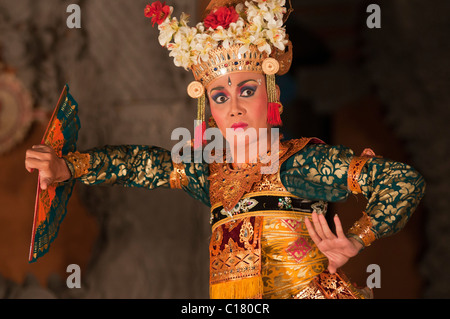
left=237, top=79, right=258, bottom=87
left=209, top=86, right=225, bottom=95
left=209, top=79, right=259, bottom=95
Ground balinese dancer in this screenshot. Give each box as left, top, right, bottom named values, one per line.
left=25, top=0, right=425, bottom=299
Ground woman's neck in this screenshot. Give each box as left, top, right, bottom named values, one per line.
left=229, top=130, right=275, bottom=169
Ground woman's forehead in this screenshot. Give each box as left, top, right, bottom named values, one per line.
left=207, top=72, right=264, bottom=89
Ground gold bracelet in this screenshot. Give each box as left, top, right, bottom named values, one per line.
left=347, top=212, right=377, bottom=247
left=63, top=151, right=91, bottom=179
left=170, top=161, right=188, bottom=189
left=347, top=148, right=376, bottom=194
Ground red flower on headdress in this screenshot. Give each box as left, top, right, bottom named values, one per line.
left=204, top=6, right=239, bottom=30
left=145, top=1, right=171, bottom=27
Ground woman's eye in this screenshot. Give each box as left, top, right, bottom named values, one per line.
left=241, top=87, right=256, bottom=97
left=213, top=94, right=228, bottom=104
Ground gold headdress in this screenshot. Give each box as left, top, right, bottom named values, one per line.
left=145, top=0, right=293, bottom=147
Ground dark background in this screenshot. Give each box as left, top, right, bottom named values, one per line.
left=0, top=0, right=447, bottom=298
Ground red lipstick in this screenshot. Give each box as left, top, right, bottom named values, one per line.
left=231, top=122, right=248, bottom=130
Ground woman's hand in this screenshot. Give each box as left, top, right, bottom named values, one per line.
left=305, top=211, right=363, bottom=274
left=25, top=145, right=71, bottom=190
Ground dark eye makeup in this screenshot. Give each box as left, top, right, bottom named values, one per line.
left=240, top=85, right=257, bottom=97
left=209, top=79, right=259, bottom=104
left=212, top=92, right=229, bottom=104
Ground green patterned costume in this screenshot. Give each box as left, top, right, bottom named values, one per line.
left=69, top=141, right=424, bottom=244
left=64, top=138, right=425, bottom=298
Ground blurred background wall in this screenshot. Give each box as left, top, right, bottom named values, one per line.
left=0, top=0, right=448, bottom=298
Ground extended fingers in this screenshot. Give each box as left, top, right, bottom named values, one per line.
left=318, top=213, right=336, bottom=239
left=311, top=211, right=326, bottom=239
left=307, top=212, right=341, bottom=241
left=334, top=214, right=346, bottom=239
left=312, top=211, right=337, bottom=240
left=305, top=216, right=322, bottom=244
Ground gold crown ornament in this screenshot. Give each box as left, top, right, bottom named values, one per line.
left=145, top=0, right=293, bottom=147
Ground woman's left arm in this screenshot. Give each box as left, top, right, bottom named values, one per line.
left=345, top=151, right=426, bottom=248
left=282, top=143, right=426, bottom=272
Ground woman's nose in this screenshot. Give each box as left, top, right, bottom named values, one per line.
left=229, top=97, right=245, bottom=117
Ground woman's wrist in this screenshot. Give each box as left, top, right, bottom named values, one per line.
left=58, top=157, right=72, bottom=182
left=348, top=236, right=364, bottom=254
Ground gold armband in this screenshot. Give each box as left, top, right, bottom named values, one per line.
left=347, top=212, right=377, bottom=247
left=347, top=148, right=376, bottom=194
left=63, top=151, right=91, bottom=179
left=170, top=161, right=188, bottom=189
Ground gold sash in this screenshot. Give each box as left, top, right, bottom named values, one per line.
left=209, top=210, right=329, bottom=299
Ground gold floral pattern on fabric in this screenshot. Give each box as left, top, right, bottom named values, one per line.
left=293, top=270, right=373, bottom=299
left=281, top=144, right=353, bottom=201
left=182, top=161, right=211, bottom=206
left=63, top=151, right=91, bottom=179
left=77, top=145, right=173, bottom=190
left=362, top=157, right=425, bottom=240
left=281, top=144, right=426, bottom=245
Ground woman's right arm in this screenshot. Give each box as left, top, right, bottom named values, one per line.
left=25, top=143, right=211, bottom=206
left=26, top=144, right=174, bottom=190
left=65, top=145, right=173, bottom=190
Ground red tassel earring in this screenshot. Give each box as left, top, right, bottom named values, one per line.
left=263, top=58, right=283, bottom=127
left=267, top=102, right=283, bottom=126
left=194, top=118, right=206, bottom=149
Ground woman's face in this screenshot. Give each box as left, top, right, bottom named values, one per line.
left=207, top=72, right=271, bottom=149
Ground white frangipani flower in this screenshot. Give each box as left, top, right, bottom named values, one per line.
left=158, top=17, right=179, bottom=47
left=152, top=0, right=290, bottom=69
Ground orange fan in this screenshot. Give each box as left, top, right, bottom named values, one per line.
left=29, top=84, right=80, bottom=263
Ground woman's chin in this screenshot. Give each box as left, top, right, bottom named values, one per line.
left=226, top=138, right=259, bottom=150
